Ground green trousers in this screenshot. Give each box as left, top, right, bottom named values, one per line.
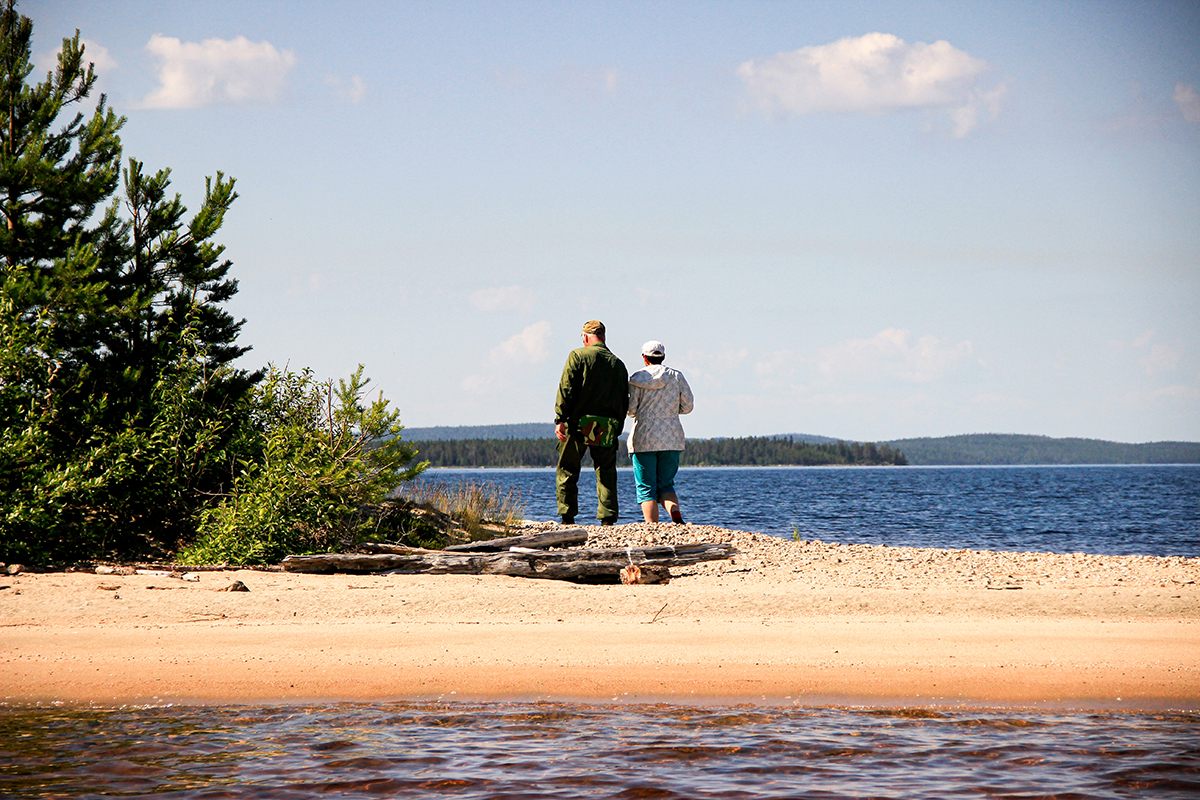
left=556, top=436, right=619, bottom=522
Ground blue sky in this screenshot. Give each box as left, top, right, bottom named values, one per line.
left=33, top=0, right=1200, bottom=442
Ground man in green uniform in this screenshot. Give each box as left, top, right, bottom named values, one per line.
left=554, top=320, right=629, bottom=525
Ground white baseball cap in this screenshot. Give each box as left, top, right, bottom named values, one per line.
left=641, top=340, right=665, bottom=357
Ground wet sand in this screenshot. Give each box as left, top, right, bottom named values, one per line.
left=2, top=524, right=1197, bottom=709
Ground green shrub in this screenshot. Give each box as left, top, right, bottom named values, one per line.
left=0, top=301, right=247, bottom=565
left=180, top=364, right=427, bottom=565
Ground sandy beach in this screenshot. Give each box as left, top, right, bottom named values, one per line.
left=2, top=523, right=1197, bottom=709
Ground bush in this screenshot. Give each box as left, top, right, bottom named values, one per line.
left=179, top=364, right=426, bottom=565
left=0, top=303, right=247, bottom=565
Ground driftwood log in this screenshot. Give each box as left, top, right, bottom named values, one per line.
left=442, top=528, right=589, bottom=552
left=281, top=542, right=737, bottom=582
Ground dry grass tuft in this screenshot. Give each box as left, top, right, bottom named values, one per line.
left=398, top=479, right=527, bottom=539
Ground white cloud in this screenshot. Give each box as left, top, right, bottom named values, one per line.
left=752, top=349, right=801, bottom=381
left=814, top=328, right=975, bottom=385
left=81, top=39, right=118, bottom=73
left=460, top=320, right=554, bottom=398
left=1149, top=384, right=1200, bottom=401
left=1123, top=384, right=1200, bottom=407
left=139, top=34, right=296, bottom=109
left=949, top=83, right=1008, bottom=138
left=738, top=33, right=999, bottom=135
left=1175, top=82, right=1200, bottom=124
left=491, top=321, right=553, bottom=364
left=459, top=374, right=493, bottom=394
left=325, top=74, right=365, bottom=104
left=680, top=346, right=751, bottom=390
left=1115, top=330, right=1185, bottom=375
left=469, top=285, right=536, bottom=313
left=1143, top=343, right=1181, bottom=374
left=1129, top=330, right=1182, bottom=375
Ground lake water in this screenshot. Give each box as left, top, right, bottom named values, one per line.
left=6, top=466, right=1197, bottom=796
left=416, top=464, right=1200, bottom=558
left=3, top=702, right=1198, bottom=799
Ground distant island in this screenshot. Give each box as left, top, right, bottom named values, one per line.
left=883, top=433, right=1200, bottom=466
left=401, top=425, right=1200, bottom=467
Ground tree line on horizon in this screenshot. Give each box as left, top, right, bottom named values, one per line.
left=404, top=427, right=1200, bottom=466
left=410, top=436, right=908, bottom=468
left=887, top=434, right=1200, bottom=465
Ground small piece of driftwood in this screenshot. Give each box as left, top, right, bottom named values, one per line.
left=281, top=542, right=736, bottom=582
left=620, top=564, right=671, bottom=585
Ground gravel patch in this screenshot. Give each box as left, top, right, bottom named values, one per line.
left=513, top=519, right=1200, bottom=591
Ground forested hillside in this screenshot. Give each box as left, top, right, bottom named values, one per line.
left=403, top=423, right=555, bottom=441
left=411, top=437, right=906, bottom=468
left=885, top=434, right=1200, bottom=465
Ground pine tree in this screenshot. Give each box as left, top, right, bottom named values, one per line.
left=96, top=159, right=259, bottom=427
left=0, top=1, right=126, bottom=563
left=0, top=2, right=258, bottom=564
left=0, top=0, right=123, bottom=346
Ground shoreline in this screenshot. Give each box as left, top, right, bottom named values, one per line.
left=3, top=523, right=1198, bottom=711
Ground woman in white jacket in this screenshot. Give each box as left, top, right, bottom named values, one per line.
left=626, top=340, right=694, bottom=523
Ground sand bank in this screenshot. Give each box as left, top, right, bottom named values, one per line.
left=2, top=523, right=1197, bottom=709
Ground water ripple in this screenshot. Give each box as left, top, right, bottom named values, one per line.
left=2, top=703, right=1198, bottom=799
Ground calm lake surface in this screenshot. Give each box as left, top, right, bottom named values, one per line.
left=417, top=464, right=1200, bottom=558
left=3, top=702, right=1198, bottom=799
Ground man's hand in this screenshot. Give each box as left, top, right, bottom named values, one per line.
left=555, top=422, right=569, bottom=443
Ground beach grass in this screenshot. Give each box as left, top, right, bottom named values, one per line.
left=398, top=478, right=527, bottom=540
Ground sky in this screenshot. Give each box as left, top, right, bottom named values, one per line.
left=31, top=0, right=1200, bottom=443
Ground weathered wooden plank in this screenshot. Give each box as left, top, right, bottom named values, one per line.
left=440, top=528, right=589, bottom=552
left=280, top=542, right=737, bottom=581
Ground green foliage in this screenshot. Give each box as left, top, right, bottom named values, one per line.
left=0, top=4, right=263, bottom=565
left=0, top=1, right=124, bottom=271
left=97, top=159, right=254, bottom=388
left=181, top=365, right=428, bottom=565
left=359, top=500, right=449, bottom=551
left=413, top=437, right=568, bottom=467
left=75, top=161, right=261, bottom=552
left=683, top=437, right=908, bottom=467
left=0, top=302, right=246, bottom=564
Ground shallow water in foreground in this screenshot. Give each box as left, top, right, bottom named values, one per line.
left=3, top=701, right=1198, bottom=799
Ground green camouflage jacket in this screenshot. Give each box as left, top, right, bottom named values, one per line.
left=554, top=342, right=629, bottom=437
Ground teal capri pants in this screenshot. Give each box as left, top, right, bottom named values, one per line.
left=630, top=451, right=682, bottom=504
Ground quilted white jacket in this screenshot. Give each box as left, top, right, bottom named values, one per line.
left=626, top=364, right=694, bottom=453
